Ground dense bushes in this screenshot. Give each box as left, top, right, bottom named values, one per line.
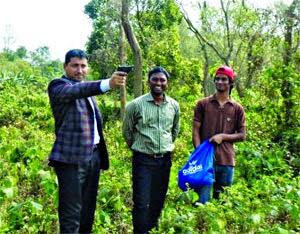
left=0, top=74, right=299, bottom=233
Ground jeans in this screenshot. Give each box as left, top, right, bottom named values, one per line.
left=54, top=149, right=101, bottom=234
left=195, top=165, right=234, bottom=204
left=132, top=152, right=172, bottom=234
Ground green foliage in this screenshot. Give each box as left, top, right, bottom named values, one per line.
left=136, top=0, right=182, bottom=30
left=0, top=71, right=299, bottom=233
left=0, top=1, right=299, bottom=232
left=0, top=49, right=63, bottom=79
left=85, top=0, right=187, bottom=87
left=0, top=53, right=34, bottom=78
left=84, top=0, right=121, bottom=77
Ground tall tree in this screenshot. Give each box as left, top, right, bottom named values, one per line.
left=85, top=0, right=183, bottom=94
left=15, top=46, right=28, bottom=59
left=177, top=0, right=272, bottom=97
left=278, top=0, right=300, bottom=157
left=121, top=0, right=143, bottom=98
left=29, top=46, right=51, bottom=76
left=282, top=0, right=299, bottom=128
left=119, top=22, right=127, bottom=118
left=84, top=0, right=121, bottom=77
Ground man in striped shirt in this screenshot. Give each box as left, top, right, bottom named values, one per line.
left=122, top=66, right=180, bottom=234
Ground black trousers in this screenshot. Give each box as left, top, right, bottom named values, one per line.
left=54, top=149, right=101, bottom=234
left=132, top=152, right=171, bottom=234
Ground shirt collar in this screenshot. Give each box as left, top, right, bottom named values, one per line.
left=62, top=75, right=82, bottom=83
left=210, top=94, right=235, bottom=105
left=146, top=92, right=168, bottom=103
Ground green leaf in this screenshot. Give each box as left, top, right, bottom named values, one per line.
left=3, top=188, right=14, bottom=199
left=30, top=201, right=43, bottom=211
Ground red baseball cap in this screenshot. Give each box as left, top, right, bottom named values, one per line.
left=215, top=66, right=234, bottom=81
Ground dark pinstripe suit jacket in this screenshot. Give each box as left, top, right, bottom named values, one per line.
left=48, top=76, right=109, bottom=169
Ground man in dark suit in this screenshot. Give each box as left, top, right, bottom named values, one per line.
left=48, top=49, right=127, bottom=233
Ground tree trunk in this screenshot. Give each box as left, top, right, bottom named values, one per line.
left=121, top=0, right=143, bottom=98
left=282, top=1, right=296, bottom=128
left=119, top=22, right=127, bottom=120
left=202, top=45, right=214, bottom=97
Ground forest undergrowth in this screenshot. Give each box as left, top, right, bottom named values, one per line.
left=0, top=76, right=299, bottom=234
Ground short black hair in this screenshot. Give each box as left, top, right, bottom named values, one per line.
left=148, top=66, right=170, bottom=81
left=65, top=49, right=88, bottom=64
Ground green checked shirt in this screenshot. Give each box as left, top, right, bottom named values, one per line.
left=122, top=92, right=180, bottom=154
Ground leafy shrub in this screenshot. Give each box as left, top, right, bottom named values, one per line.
left=0, top=73, right=299, bottom=234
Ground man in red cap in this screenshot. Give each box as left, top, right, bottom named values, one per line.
left=192, top=65, right=246, bottom=204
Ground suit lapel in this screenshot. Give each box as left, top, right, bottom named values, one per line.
left=90, top=97, right=103, bottom=130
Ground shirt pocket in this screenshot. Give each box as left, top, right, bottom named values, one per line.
left=224, top=114, right=236, bottom=133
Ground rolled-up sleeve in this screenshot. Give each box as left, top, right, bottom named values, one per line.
left=172, top=104, right=180, bottom=142
left=122, top=102, right=136, bottom=147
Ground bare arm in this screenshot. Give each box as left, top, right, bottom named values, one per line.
left=210, top=104, right=246, bottom=144
left=210, top=132, right=246, bottom=145
left=172, top=104, right=180, bottom=142
left=122, top=102, right=135, bottom=148
left=192, top=120, right=202, bottom=149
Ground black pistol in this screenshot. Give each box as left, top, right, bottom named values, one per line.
left=117, top=65, right=134, bottom=73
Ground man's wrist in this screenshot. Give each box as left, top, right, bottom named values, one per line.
left=100, top=79, right=111, bottom=92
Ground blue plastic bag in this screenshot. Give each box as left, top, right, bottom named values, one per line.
left=178, top=139, right=215, bottom=191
